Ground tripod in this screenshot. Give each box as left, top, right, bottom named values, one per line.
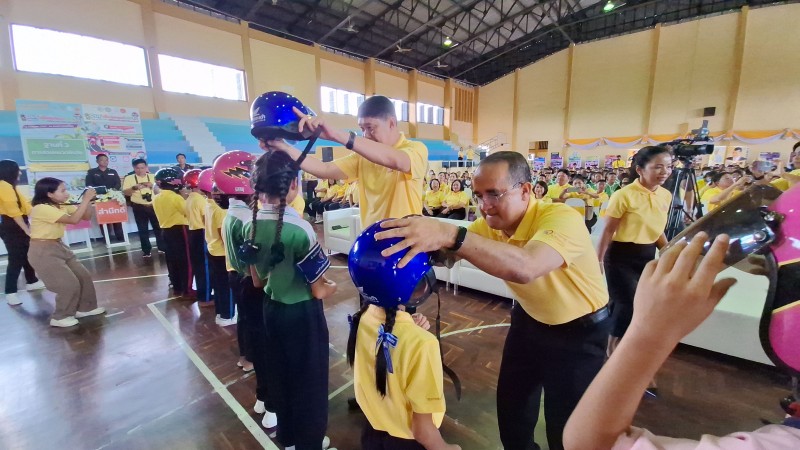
left=664, top=158, right=704, bottom=241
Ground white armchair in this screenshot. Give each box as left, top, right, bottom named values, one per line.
left=322, top=207, right=360, bottom=255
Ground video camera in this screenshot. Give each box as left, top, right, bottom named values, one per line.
left=661, top=120, right=714, bottom=159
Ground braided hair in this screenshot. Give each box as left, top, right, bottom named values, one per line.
left=347, top=303, right=399, bottom=397
left=251, top=151, right=299, bottom=271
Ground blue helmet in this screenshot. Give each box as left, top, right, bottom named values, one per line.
left=349, top=220, right=436, bottom=309
left=250, top=91, right=316, bottom=141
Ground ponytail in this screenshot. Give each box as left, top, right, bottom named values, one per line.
left=629, top=145, right=672, bottom=181
left=374, top=307, right=398, bottom=397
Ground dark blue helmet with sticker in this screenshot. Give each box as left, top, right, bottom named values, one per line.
left=250, top=91, right=316, bottom=141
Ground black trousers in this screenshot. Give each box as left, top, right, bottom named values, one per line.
left=130, top=204, right=163, bottom=255
left=234, top=274, right=274, bottom=410
left=208, top=254, right=234, bottom=319
left=325, top=202, right=350, bottom=211
left=604, top=241, right=657, bottom=337
left=187, top=229, right=210, bottom=302
left=228, top=271, right=248, bottom=357
left=497, top=305, right=610, bottom=450
left=161, top=226, right=192, bottom=295
left=314, top=200, right=333, bottom=216
left=362, top=422, right=425, bottom=450
left=422, top=207, right=442, bottom=217
left=263, top=298, right=329, bottom=450
left=0, top=217, right=38, bottom=294
left=436, top=208, right=466, bottom=220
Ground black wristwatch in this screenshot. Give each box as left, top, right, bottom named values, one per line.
left=345, top=131, right=356, bottom=150
left=449, top=226, right=468, bottom=252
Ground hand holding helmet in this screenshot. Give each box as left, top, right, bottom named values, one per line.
left=293, top=106, right=343, bottom=143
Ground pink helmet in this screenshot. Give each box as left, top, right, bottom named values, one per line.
left=212, top=150, right=256, bottom=195
left=197, top=168, right=214, bottom=194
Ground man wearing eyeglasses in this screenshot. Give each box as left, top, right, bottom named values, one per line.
left=375, top=151, right=609, bottom=450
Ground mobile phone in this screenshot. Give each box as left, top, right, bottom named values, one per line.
left=752, top=161, right=773, bottom=173
left=564, top=187, right=580, bottom=193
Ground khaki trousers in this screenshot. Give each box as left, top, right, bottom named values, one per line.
left=28, top=241, right=97, bottom=320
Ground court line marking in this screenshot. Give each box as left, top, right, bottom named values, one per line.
left=94, top=274, right=169, bottom=284
left=328, top=379, right=354, bottom=400
left=147, top=300, right=278, bottom=450
left=105, top=311, right=125, bottom=318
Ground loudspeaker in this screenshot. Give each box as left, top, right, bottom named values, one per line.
left=321, top=147, right=333, bottom=162
left=702, top=107, right=716, bottom=117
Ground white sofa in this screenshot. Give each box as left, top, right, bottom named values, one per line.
left=321, top=209, right=772, bottom=365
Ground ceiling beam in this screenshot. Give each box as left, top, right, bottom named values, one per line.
left=244, top=0, right=268, bottom=21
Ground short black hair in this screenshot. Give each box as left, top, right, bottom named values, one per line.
left=357, top=95, right=396, bottom=121
left=793, top=141, right=800, bottom=151
left=95, top=154, right=108, bottom=161
left=572, top=174, right=586, bottom=182
left=557, top=168, right=571, bottom=176
left=479, top=151, right=531, bottom=185
left=132, top=158, right=147, bottom=167
left=176, top=153, right=187, bottom=160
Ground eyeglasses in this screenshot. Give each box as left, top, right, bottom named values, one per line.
left=473, top=182, right=522, bottom=206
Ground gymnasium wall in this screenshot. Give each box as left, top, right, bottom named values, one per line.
left=477, top=3, right=800, bottom=163
left=0, top=0, right=455, bottom=143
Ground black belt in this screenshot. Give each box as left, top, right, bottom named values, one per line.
left=559, top=305, right=609, bottom=329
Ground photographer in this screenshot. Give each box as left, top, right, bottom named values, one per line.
left=122, top=159, right=163, bottom=258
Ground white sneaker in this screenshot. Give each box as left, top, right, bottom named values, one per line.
left=254, top=400, right=265, bottom=414
left=75, top=307, right=106, bottom=318
left=322, top=436, right=331, bottom=450
left=6, top=293, right=21, bottom=306
left=26, top=281, right=46, bottom=291
left=216, top=316, right=236, bottom=327
left=261, top=411, right=277, bottom=428
left=50, top=316, right=79, bottom=327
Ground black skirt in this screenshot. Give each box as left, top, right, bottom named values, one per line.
left=604, top=241, right=657, bottom=337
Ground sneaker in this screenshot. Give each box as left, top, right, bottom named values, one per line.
left=75, top=307, right=106, bottom=318
left=241, top=360, right=254, bottom=372
left=26, top=280, right=46, bottom=291
left=143, top=253, right=152, bottom=258
left=314, top=218, right=323, bottom=224
left=261, top=411, right=278, bottom=429
left=216, top=316, right=236, bottom=327
left=6, top=293, right=21, bottom=306
left=50, top=316, right=79, bottom=327
left=158, top=250, right=165, bottom=254
left=254, top=400, right=265, bottom=414
left=322, top=436, right=331, bottom=450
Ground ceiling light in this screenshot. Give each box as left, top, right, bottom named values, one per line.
left=603, top=1, right=615, bottom=12
left=443, top=36, right=453, bottom=47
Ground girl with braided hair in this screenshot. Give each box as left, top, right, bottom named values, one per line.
left=244, top=150, right=337, bottom=450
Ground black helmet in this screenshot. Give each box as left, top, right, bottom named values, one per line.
left=154, top=167, right=184, bottom=191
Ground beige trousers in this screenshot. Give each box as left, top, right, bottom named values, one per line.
left=28, top=241, right=97, bottom=320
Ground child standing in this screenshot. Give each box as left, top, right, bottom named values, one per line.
left=347, top=221, right=458, bottom=450
left=183, top=169, right=212, bottom=306
left=28, top=179, right=104, bottom=327
left=245, top=151, right=337, bottom=450
left=152, top=168, right=192, bottom=297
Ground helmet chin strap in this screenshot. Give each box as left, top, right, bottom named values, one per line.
left=294, top=127, right=322, bottom=169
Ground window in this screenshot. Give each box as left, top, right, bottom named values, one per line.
left=159, top=54, right=245, bottom=101
left=320, top=86, right=364, bottom=116
left=388, top=98, right=409, bottom=122
left=417, top=102, right=444, bottom=125
left=11, top=24, right=149, bottom=86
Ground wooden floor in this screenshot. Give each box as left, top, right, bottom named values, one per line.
left=0, top=227, right=792, bottom=450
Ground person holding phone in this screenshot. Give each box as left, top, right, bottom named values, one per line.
left=547, top=169, right=573, bottom=202
left=28, top=179, right=103, bottom=327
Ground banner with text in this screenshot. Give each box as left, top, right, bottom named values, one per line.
left=82, top=104, right=146, bottom=175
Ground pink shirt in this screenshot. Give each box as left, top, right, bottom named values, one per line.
left=612, top=425, right=800, bottom=449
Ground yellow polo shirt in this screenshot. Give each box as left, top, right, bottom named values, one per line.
left=424, top=189, right=445, bottom=208
left=30, top=204, right=78, bottom=239
left=315, top=179, right=329, bottom=198
left=547, top=183, right=572, bottom=200
left=185, top=192, right=206, bottom=230
left=334, top=133, right=427, bottom=227
left=153, top=190, right=188, bottom=229
left=562, top=188, right=598, bottom=217
left=355, top=305, right=445, bottom=440
left=204, top=199, right=227, bottom=256
left=612, top=160, right=625, bottom=169
left=700, top=186, right=723, bottom=211
left=122, top=173, right=155, bottom=205
left=289, top=195, right=305, bottom=216
left=606, top=179, right=671, bottom=243
left=468, top=198, right=608, bottom=325
left=0, top=181, right=32, bottom=218
left=442, top=190, right=470, bottom=209
left=771, top=169, right=800, bottom=191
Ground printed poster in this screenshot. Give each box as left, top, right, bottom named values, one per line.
left=532, top=157, right=546, bottom=171
left=604, top=155, right=615, bottom=168
left=725, top=146, right=748, bottom=166
left=709, top=146, right=727, bottom=166
left=82, top=104, right=147, bottom=174
left=550, top=152, right=563, bottom=169
left=759, top=152, right=781, bottom=164
left=567, top=153, right=582, bottom=169
left=16, top=100, right=86, bottom=164
left=585, top=157, right=600, bottom=169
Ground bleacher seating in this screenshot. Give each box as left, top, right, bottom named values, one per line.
left=0, top=111, right=25, bottom=165
left=141, top=118, right=200, bottom=165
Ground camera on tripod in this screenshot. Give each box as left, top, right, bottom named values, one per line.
left=661, top=120, right=714, bottom=159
